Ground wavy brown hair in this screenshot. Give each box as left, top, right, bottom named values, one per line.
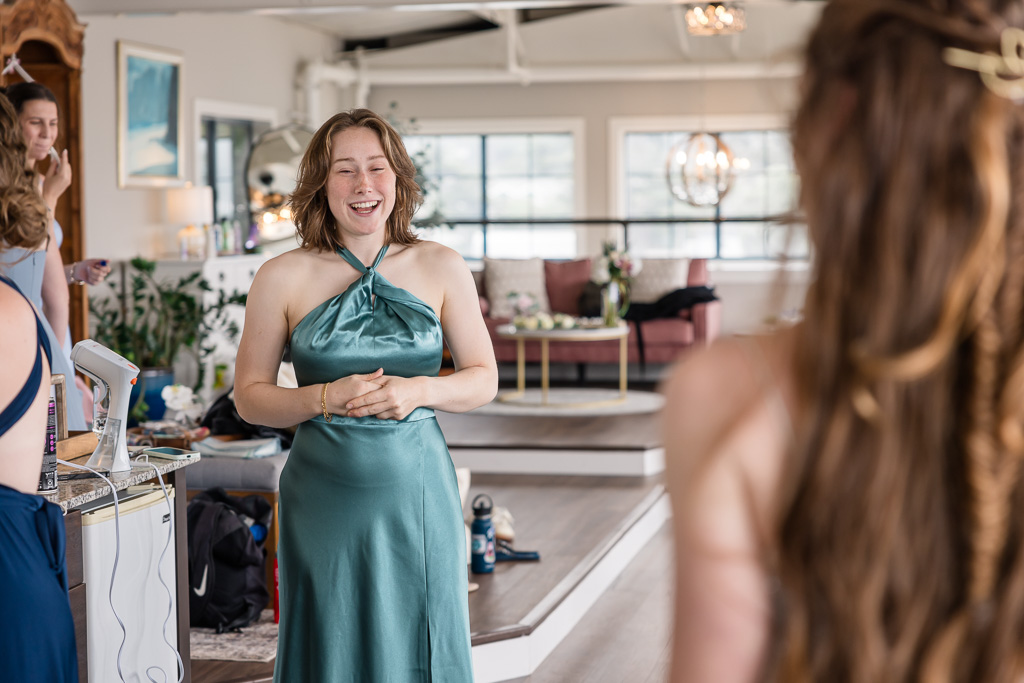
left=0, top=92, right=46, bottom=251
left=292, top=109, right=422, bottom=253
left=779, top=0, right=1024, bottom=681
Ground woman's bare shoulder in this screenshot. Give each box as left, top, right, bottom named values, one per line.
left=398, top=241, right=471, bottom=285
left=405, top=240, right=465, bottom=267
left=0, top=285, right=36, bottom=332
left=0, top=286, right=39, bottom=379
left=253, top=247, right=332, bottom=285
left=661, top=332, right=795, bottom=510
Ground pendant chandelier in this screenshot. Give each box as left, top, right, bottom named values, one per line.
left=684, top=3, right=746, bottom=36
left=666, top=132, right=737, bottom=208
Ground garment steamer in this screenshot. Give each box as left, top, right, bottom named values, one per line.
left=71, top=340, right=139, bottom=473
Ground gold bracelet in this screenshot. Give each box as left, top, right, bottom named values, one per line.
left=321, top=381, right=332, bottom=422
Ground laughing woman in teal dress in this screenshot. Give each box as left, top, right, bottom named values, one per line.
left=235, top=109, right=497, bottom=682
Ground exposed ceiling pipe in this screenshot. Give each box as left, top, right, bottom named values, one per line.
left=302, top=59, right=358, bottom=125
left=300, top=59, right=801, bottom=122
left=499, top=9, right=530, bottom=85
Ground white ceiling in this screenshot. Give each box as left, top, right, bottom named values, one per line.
left=69, top=0, right=823, bottom=48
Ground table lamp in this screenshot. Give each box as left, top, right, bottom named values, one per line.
left=167, top=185, right=213, bottom=260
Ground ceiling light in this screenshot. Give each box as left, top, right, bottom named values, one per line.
left=684, top=3, right=746, bottom=36
left=666, top=133, right=737, bottom=208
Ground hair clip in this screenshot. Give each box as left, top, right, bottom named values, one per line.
left=943, top=27, right=1024, bottom=100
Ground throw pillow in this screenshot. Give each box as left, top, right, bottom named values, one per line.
left=483, top=257, right=551, bottom=318
left=544, top=258, right=592, bottom=316
left=630, top=258, right=691, bottom=304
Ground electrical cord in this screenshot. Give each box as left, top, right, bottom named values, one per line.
left=57, top=457, right=184, bottom=683
left=133, top=453, right=186, bottom=683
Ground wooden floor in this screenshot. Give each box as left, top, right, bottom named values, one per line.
left=512, top=523, right=674, bottom=683
left=467, top=473, right=662, bottom=643
left=191, top=473, right=666, bottom=683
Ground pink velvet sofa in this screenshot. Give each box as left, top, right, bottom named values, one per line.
left=475, top=258, right=721, bottom=367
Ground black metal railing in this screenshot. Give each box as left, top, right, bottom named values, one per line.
left=414, top=216, right=804, bottom=261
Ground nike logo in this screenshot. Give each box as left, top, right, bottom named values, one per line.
left=193, top=565, right=208, bottom=597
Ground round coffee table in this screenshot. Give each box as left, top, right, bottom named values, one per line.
left=495, top=322, right=630, bottom=407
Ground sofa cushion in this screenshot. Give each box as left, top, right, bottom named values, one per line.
left=544, top=258, right=592, bottom=316
left=484, top=257, right=551, bottom=318
left=630, top=258, right=690, bottom=304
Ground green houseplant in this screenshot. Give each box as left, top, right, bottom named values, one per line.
left=89, top=257, right=247, bottom=419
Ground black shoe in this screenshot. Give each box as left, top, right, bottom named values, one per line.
left=495, top=539, right=540, bottom=562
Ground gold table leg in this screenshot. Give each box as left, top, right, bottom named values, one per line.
left=517, top=338, right=525, bottom=394
left=541, top=339, right=550, bottom=405
left=498, top=337, right=527, bottom=403
left=619, top=334, right=628, bottom=399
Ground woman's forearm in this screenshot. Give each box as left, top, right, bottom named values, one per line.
left=235, top=382, right=323, bottom=429
left=41, top=233, right=69, bottom=346
left=420, top=365, right=497, bottom=414
left=237, top=371, right=387, bottom=428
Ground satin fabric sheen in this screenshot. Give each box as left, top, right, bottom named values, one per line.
left=274, top=245, right=473, bottom=682
left=0, top=483, right=79, bottom=682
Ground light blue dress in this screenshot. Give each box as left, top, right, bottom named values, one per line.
left=274, top=245, right=474, bottom=682
left=0, top=239, right=86, bottom=431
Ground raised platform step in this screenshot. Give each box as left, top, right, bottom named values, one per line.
left=438, top=408, right=664, bottom=477
left=465, top=473, right=670, bottom=682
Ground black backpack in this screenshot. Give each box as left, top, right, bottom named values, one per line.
left=187, top=488, right=272, bottom=632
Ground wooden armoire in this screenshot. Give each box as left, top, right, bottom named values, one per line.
left=0, top=0, right=87, bottom=342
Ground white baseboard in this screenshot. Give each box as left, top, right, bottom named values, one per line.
left=450, top=447, right=665, bottom=477
left=471, top=493, right=672, bottom=683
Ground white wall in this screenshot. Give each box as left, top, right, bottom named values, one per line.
left=73, top=10, right=339, bottom=261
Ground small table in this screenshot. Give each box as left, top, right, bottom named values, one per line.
left=495, top=322, right=630, bottom=407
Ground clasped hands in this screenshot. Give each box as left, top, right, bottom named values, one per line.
left=326, top=368, right=425, bottom=421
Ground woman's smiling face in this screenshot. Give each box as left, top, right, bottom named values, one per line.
left=325, top=126, right=397, bottom=241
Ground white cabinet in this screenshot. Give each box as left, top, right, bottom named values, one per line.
left=154, top=254, right=268, bottom=401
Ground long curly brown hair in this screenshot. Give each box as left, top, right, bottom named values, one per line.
left=291, top=109, right=422, bottom=253
left=780, top=0, right=1024, bottom=680
left=0, top=92, right=46, bottom=251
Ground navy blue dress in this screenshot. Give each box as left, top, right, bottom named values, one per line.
left=0, top=274, right=79, bottom=683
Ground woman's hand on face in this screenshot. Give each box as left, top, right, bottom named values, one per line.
left=40, top=149, right=71, bottom=208
left=345, top=375, right=425, bottom=421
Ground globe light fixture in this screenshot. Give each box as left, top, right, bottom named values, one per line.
left=666, top=133, right=737, bottom=208
left=684, top=3, right=746, bottom=36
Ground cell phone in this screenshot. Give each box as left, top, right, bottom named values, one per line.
left=141, top=447, right=199, bottom=460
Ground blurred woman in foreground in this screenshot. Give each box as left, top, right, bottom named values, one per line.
left=663, top=1, right=1024, bottom=681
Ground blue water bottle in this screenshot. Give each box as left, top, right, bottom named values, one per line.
left=471, top=494, right=496, bottom=574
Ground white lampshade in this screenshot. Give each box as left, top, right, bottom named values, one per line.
left=166, top=185, right=213, bottom=226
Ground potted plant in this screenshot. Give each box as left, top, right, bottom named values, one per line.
left=89, top=257, right=247, bottom=420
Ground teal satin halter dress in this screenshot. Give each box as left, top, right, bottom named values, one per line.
left=274, top=245, right=474, bottom=682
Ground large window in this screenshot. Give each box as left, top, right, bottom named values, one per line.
left=404, top=129, right=578, bottom=259
left=622, top=127, right=806, bottom=260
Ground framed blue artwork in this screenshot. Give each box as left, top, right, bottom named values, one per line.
left=117, top=41, right=184, bottom=188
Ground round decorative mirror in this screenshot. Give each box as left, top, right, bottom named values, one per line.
left=244, top=124, right=315, bottom=243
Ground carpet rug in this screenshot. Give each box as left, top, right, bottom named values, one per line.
left=190, top=610, right=277, bottom=662
left=477, top=388, right=664, bottom=417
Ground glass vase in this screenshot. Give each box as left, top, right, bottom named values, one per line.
left=602, top=282, right=620, bottom=327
